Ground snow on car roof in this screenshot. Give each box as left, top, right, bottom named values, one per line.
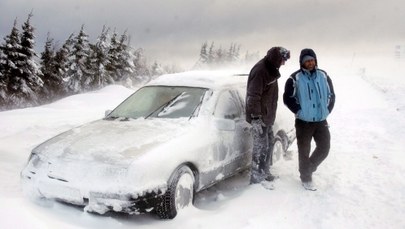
left=147, top=70, right=249, bottom=89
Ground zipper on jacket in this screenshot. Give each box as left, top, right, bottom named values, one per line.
left=317, top=82, right=322, bottom=99
left=307, top=83, right=312, bottom=100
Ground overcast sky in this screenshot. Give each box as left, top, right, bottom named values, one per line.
left=1, top=0, right=404, bottom=68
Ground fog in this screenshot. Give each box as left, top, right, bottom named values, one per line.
left=1, top=0, right=404, bottom=68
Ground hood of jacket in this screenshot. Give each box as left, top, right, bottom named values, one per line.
left=265, top=47, right=284, bottom=69
left=299, top=48, right=318, bottom=67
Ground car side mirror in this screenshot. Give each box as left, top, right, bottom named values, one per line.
left=214, top=118, right=236, bottom=131
left=105, top=110, right=112, bottom=117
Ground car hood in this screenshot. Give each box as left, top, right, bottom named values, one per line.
left=32, top=118, right=191, bottom=166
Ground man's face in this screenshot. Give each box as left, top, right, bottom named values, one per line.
left=303, top=59, right=316, bottom=71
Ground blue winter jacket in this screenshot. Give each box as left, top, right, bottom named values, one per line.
left=283, top=49, right=335, bottom=122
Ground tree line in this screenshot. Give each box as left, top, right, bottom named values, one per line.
left=194, top=41, right=260, bottom=69
left=0, top=13, right=177, bottom=111
left=0, top=13, right=262, bottom=111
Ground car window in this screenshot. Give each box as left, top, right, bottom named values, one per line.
left=214, top=90, right=242, bottom=120
left=108, top=86, right=207, bottom=119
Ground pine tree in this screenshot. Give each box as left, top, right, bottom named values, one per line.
left=194, top=41, right=216, bottom=69
left=106, top=31, right=134, bottom=83
left=1, top=14, right=43, bottom=109
left=193, top=41, right=245, bottom=69
left=16, top=12, right=43, bottom=107
left=199, top=42, right=208, bottom=64
left=66, top=25, right=90, bottom=94
left=39, top=34, right=64, bottom=102
left=39, top=35, right=54, bottom=100
left=226, top=43, right=240, bottom=64
left=115, top=32, right=134, bottom=83
left=106, top=31, right=119, bottom=82
left=0, top=45, right=7, bottom=109
left=0, top=19, right=21, bottom=109
left=208, top=42, right=215, bottom=65
left=89, top=25, right=112, bottom=89
left=132, top=48, right=150, bottom=83
left=54, top=34, right=74, bottom=96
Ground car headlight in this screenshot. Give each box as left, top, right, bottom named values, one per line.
left=26, top=150, right=47, bottom=169
left=21, top=153, right=43, bottom=179
left=28, top=153, right=41, bottom=167
left=27, top=144, right=49, bottom=165
left=27, top=152, right=36, bottom=162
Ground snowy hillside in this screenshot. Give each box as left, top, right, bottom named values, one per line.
left=0, top=58, right=404, bottom=229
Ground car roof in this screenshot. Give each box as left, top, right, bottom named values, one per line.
left=147, top=70, right=249, bottom=90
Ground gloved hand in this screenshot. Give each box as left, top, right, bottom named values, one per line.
left=251, top=118, right=265, bottom=135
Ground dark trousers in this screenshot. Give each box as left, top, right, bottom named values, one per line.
left=251, top=126, right=274, bottom=183
left=295, top=119, right=330, bottom=182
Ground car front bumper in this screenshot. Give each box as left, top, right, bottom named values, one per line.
left=21, top=169, right=166, bottom=215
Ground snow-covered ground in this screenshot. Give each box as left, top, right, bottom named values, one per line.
left=1, top=56, right=404, bottom=229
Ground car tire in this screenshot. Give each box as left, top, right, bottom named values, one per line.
left=156, top=165, right=195, bottom=219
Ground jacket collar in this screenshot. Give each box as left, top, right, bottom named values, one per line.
left=302, top=67, right=318, bottom=78
left=264, top=58, right=281, bottom=79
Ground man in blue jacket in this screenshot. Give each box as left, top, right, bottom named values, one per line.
left=283, top=48, right=335, bottom=190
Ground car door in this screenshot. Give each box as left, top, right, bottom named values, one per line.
left=213, top=89, right=252, bottom=177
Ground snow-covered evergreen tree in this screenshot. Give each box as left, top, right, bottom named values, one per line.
left=89, top=26, right=112, bottom=89
left=115, top=32, right=134, bottom=83
left=1, top=17, right=164, bottom=109
left=66, top=25, right=91, bottom=94
left=39, top=35, right=54, bottom=100
left=106, top=31, right=134, bottom=83
left=39, top=34, right=64, bottom=102
left=1, top=14, right=43, bottom=109
left=193, top=41, right=245, bottom=69
left=226, top=43, right=240, bottom=64
left=54, top=34, right=74, bottom=95
left=0, top=44, right=7, bottom=109
left=208, top=42, right=215, bottom=65
left=132, top=48, right=150, bottom=83
left=16, top=12, right=43, bottom=107
left=0, top=19, right=21, bottom=109
left=194, top=41, right=215, bottom=69
left=105, top=31, right=120, bottom=82
left=199, top=42, right=208, bottom=64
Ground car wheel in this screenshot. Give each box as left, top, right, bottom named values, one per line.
left=272, top=136, right=284, bottom=164
left=156, top=165, right=195, bottom=219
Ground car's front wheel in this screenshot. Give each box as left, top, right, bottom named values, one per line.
left=156, top=165, right=195, bottom=219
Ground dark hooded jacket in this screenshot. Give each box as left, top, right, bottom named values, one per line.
left=246, top=47, right=284, bottom=125
left=283, top=48, right=336, bottom=122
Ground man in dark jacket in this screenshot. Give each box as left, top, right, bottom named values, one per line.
left=283, top=48, right=335, bottom=190
left=246, top=46, right=290, bottom=184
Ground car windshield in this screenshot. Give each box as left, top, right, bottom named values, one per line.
left=107, top=86, right=208, bottom=119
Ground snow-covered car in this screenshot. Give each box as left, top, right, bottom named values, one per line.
left=21, top=71, right=295, bottom=219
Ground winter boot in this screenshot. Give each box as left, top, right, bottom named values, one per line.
left=302, top=181, right=317, bottom=191
left=264, top=173, right=276, bottom=182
